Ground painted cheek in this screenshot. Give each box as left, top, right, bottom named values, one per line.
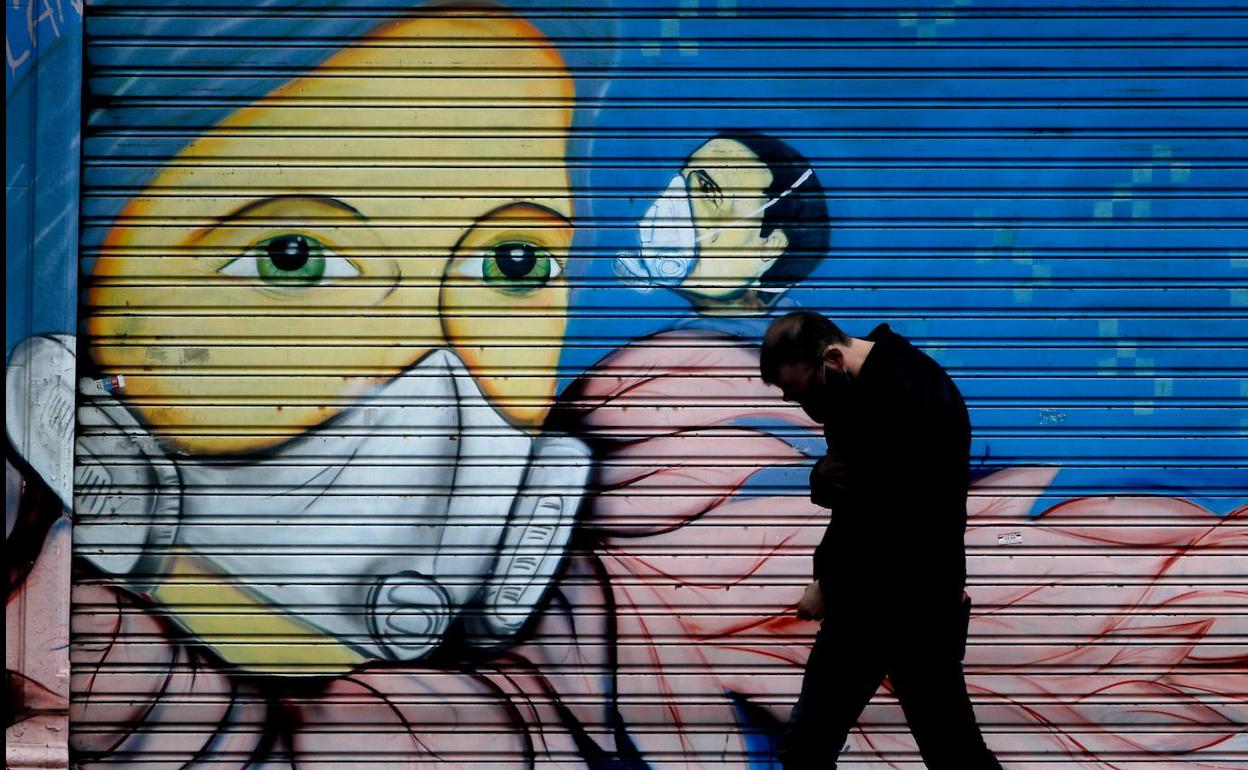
left=440, top=283, right=569, bottom=430
left=86, top=252, right=452, bottom=454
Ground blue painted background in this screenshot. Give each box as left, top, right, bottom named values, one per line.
left=11, top=0, right=1246, bottom=513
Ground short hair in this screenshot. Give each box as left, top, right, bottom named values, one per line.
left=759, top=311, right=849, bottom=384
left=700, top=130, right=830, bottom=294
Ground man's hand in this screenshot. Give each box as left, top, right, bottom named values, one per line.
left=796, top=580, right=826, bottom=622
left=809, top=451, right=850, bottom=508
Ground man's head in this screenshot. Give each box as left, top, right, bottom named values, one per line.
left=760, top=311, right=851, bottom=422
left=616, top=131, right=828, bottom=307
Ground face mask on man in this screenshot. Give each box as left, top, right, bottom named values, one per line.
left=794, top=360, right=853, bottom=424
left=614, top=168, right=814, bottom=289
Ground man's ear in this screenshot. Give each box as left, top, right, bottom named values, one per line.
left=821, top=344, right=846, bottom=368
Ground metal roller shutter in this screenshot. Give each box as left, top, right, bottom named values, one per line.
left=65, top=1, right=1244, bottom=768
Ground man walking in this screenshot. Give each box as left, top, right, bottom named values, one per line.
left=760, top=311, right=1002, bottom=769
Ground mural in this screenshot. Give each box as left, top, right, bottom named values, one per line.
left=6, top=1, right=1246, bottom=769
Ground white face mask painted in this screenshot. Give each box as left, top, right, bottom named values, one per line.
left=614, top=167, right=814, bottom=290
left=7, top=335, right=590, bottom=668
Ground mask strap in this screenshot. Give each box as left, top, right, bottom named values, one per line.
left=754, top=167, right=814, bottom=217
left=733, top=168, right=818, bottom=295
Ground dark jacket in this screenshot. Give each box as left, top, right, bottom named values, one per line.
left=811, top=324, right=972, bottom=614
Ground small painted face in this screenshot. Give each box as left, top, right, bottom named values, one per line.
left=85, top=12, right=576, bottom=455
left=679, top=137, right=788, bottom=300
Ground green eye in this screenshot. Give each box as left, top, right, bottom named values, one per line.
left=257, top=234, right=324, bottom=283
left=482, top=241, right=558, bottom=292
left=221, top=234, right=359, bottom=286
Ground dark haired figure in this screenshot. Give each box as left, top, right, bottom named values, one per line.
left=759, top=311, right=1003, bottom=770
left=615, top=130, right=828, bottom=315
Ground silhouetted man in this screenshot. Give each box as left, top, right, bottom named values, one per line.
left=760, top=311, right=1002, bottom=770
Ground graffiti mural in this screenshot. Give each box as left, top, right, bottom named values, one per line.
left=6, top=1, right=1246, bottom=769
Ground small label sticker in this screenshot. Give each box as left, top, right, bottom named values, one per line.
left=1038, top=408, right=1067, bottom=425
left=93, top=375, right=126, bottom=394
left=997, top=531, right=1023, bottom=546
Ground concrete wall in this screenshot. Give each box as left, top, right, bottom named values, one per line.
left=6, top=0, right=82, bottom=766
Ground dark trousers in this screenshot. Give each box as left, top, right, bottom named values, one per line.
left=780, top=596, right=1001, bottom=770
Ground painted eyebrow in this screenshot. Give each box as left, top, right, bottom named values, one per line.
left=687, top=169, right=723, bottom=199
left=214, top=194, right=368, bottom=227
left=473, top=201, right=574, bottom=229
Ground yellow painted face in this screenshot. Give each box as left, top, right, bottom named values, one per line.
left=680, top=138, right=788, bottom=300
left=86, top=12, right=576, bottom=455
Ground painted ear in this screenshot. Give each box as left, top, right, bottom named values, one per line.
left=465, top=434, right=590, bottom=647
left=760, top=230, right=789, bottom=269
left=6, top=334, right=77, bottom=508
